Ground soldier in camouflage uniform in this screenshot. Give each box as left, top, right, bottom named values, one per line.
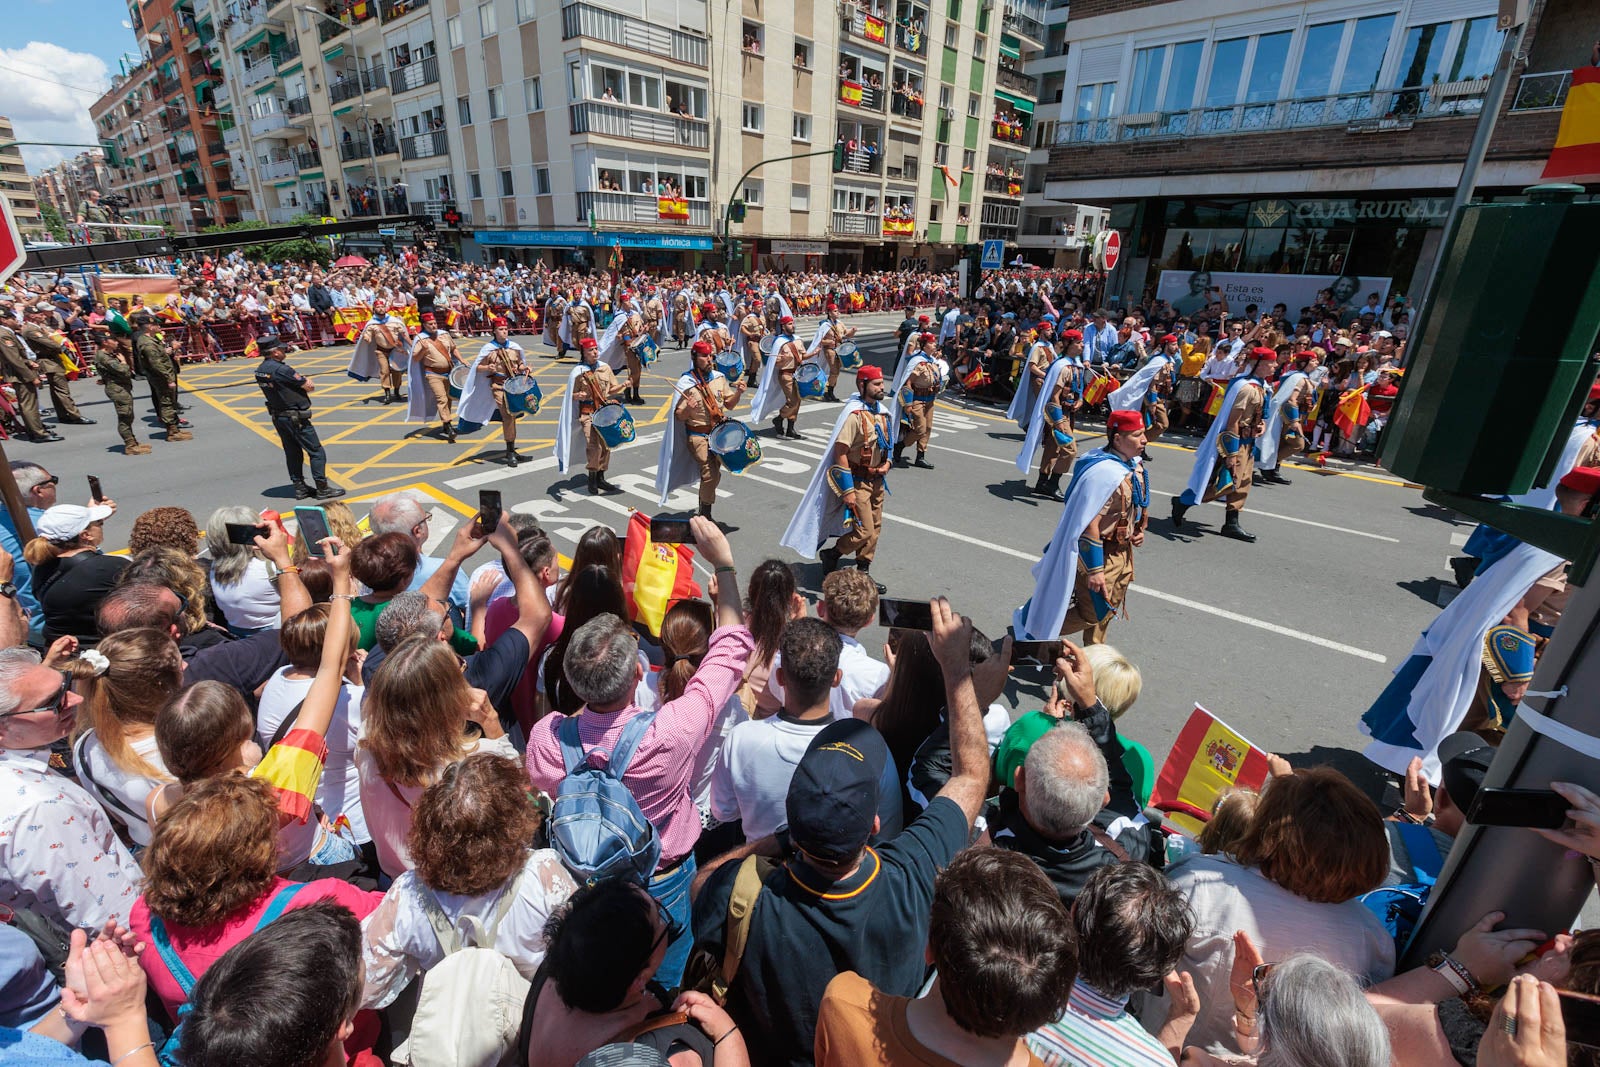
left=91, top=323, right=150, bottom=455
left=132, top=313, right=191, bottom=442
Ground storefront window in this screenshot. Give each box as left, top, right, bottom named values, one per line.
left=1238, top=227, right=1289, bottom=273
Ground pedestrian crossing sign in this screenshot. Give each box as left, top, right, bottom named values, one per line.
left=981, top=240, right=1004, bottom=270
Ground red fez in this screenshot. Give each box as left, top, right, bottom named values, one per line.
left=1160, top=334, right=1178, bottom=344
left=1589, top=381, right=1600, bottom=401
left=490, top=316, right=509, bottom=329
left=1061, top=329, right=1083, bottom=341
left=420, top=312, right=436, bottom=323
left=1560, top=466, right=1600, bottom=495
left=691, top=340, right=714, bottom=356
left=827, top=303, right=839, bottom=311
left=1037, top=319, right=1055, bottom=331
left=1107, top=410, right=1144, bottom=434
left=920, top=332, right=936, bottom=343
left=917, top=315, right=930, bottom=324
left=701, top=301, right=717, bottom=313
left=579, top=337, right=599, bottom=349
left=779, top=315, right=794, bottom=326
left=1250, top=346, right=1277, bottom=361
left=857, top=365, right=885, bottom=381
left=1293, top=350, right=1317, bottom=362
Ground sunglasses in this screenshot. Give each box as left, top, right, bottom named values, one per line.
left=649, top=895, right=686, bottom=955
left=34, top=476, right=59, bottom=488
left=1252, top=962, right=1274, bottom=1001
left=0, top=670, right=73, bottom=720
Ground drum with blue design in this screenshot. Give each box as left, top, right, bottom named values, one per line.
left=448, top=364, right=469, bottom=399
left=592, top=402, right=636, bottom=447
left=714, top=347, right=744, bottom=380
left=708, top=420, right=762, bottom=474
left=633, top=335, right=660, bottom=366
left=837, top=340, right=862, bottom=369
left=503, top=374, right=542, bottom=415
left=797, top=362, right=826, bottom=398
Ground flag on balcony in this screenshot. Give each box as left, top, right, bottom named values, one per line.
left=863, top=16, right=886, bottom=43
left=882, top=217, right=915, bottom=236
left=1541, top=66, right=1600, bottom=181
left=840, top=80, right=863, bottom=106
left=657, top=197, right=690, bottom=220
left=937, top=164, right=960, bottom=198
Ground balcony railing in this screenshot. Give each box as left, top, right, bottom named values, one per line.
left=205, top=139, right=225, bottom=156
left=997, top=67, right=1037, bottom=96
left=1511, top=70, right=1572, bottom=111
left=277, top=37, right=300, bottom=63
left=399, top=129, right=448, bottom=159
left=241, top=54, right=281, bottom=87
left=894, top=25, right=927, bottom=55
left=889, top=90, right=924, bottom=121
left=570, top=101, right=710, bottom=149
left=330, top=65, right=386, bottom=103
left=338, top=134, right=372, bottom=161
left=388, top=55, right=439, bottom=94
left=267, top=206, right=301, bottom=223
left=285, top=93, right=312, bottom=116
left=992, top=117, right=1030, bottom=143
left=576, top=190, right=711, bottom=227
left=834, top=145, right=883, bottom=175
left=830, top=211, right=878, bottom=236
left=561, top=3, right=708, bottom=68
left=1057, top=84, right=1492, bottom=144
left=214, top=82, right=232, bottom=108
left=1002, top=1, right=1046, bottom=42
left=984, top=174, right=1023, bottom=196
left=222, top=124, right=242, bottom=147
left=260, top=157, right=296, bottom=180
left=840, top=80, right=885, bottom=112
left=224, top=6, right=281, bottom=43
left=848, top=8, right=892, bottom=48
left=157, top=76, right=181, bottom=97
left=177, top=147, right=200, bottom=163
left=249, top=110, right=290, bottom=135
left=294, top=147, right=320, bottom=169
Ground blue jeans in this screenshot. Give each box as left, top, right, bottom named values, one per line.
left=648, top=853, right=697, bottom=988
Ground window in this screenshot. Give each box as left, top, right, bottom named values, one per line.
left=446, top=16, right=462, bottom=48
left=457, top=95, right=472, bottom=125
left=1245, top=31, right=1291, bottom=102
left=468, top=171, right=482, bottom=198
left=793, top=113, right=812, bottom=141
left=524, top=75, right=543, bottom=112
left=626, top=72, right=660, bottom=109
left=1340, top=16, right=1395, bottom=93
left=535, top=166, right=550, bottom=195
left=794, top=38, right=812, bottom=69
left=499, top=168, right=513, bottom=195
left=487, top=86, right=504, bottom=119
left=929, top=202, right=941, bottom=222
left=1204, top=38, right=1247, bottom=106
left=516, top=0, right=536, bottom=22
left=478, top=2, right=496, bottom=36
left=961, top=148, right=974, bottom=169
left=938, top=85, right=952, bottom=109
left=1397, top=22, right=1450, bottom=88
left=666, top=81, right=707, bottom=118
left=791, top=183, right=809, bottom=211
left=591, top=64, right=623, bottom=101
left=944, top=23, right=957, bottom=47
left=1449, top=16, right=1500, bottom=82
left=741, top=179, right=762, bottom=205
left=742, top=103, right=763, bottom=131
left=1293, top=23, right=1343, bottom=99
left=741, top=21, right=764, bottom=55
left=1163, top=41, right=1202, bottom=111
left=966, top=92, right=979, bottom=117
left=933, top=142, right=948, bottom=164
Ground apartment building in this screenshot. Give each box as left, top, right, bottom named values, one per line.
left=90, top=0, right=238, bottom=233
left=0, top=118, right=47, bottom=241
left=31, top=151, right=114, bottom=224
left=1043, top=0, right=1587, bottom=308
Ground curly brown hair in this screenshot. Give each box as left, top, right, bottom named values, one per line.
left=408, top=753, right=542, bottom=896
left=141, top=775, right=279, bottom=928
left=1231, top=767, right=1387, bottom=904
left=128, top=507, right=201, bottom=556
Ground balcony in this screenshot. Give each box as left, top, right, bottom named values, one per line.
left=330, top=65, right=386, bottom=104
left=569, top=101, right=709, bottom=149
left=241, top=54, right=281, bottom=87
left=177, top=147, right=200, bottom=163
left=1512, top=70, right=1572, bottom=112
left=992, top=117, right=1030, bottom=144
left=576, top=190, right=711, bottom=227
left=840, top=80, right=885, bottom=113
left=338, top=134, right=372, bottom=161
left=381, top=0, right=428, bottom=20
left=285, top=92, right=312, bottom=116
left=294, top=147, right=321, bottom=169
left=1056, top=84, right=1492, bottom=145
left=889, top=87, right=924, bottom=122
left=277, top=36, right=300, bottom=64
left=997, top=67, right=1037, bottom=96
left=224, top=6, right=282, bottom=45
left=399, top=129, right=448, bottom=159
left=260, top=156, right=296, bottom=180
left=893, top=25, right=927, bottom=56
left=222, top=124, right=242, bottom=147
left=984, top=173, right=1023, bottom=197
left=830, top=211, right=878, bottom=236
left=205, top=139, right=225, bottom=156
left=249, top=109, right=292, bottom=137
left=1001, top=1, right=1046, bottom=44
left=847, top=8, right=892, bottom=49
left=157, top=75, right=181, bottom=98
left=388, top=55, right=439, bottom=94
left=214, top=81, right=232, bottom=108
left=561, top=3, right=708, bottom=68
left=834, top=144, right=883, bottom=176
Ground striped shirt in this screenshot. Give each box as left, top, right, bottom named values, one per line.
left=1026, top=981, right=1172, bottom=1067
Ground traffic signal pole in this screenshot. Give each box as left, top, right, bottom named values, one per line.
left=721, top=147, right=837, bottom=277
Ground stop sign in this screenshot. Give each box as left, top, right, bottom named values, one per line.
left=0, top=195, right=25, bottom=285
left=1100, top=229, right=1121, bottom=272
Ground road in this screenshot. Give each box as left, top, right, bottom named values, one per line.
left=9, top=310, right=1471, bottom=786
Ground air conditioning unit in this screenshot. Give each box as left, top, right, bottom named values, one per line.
left=942, top=107, right=956, bottom=119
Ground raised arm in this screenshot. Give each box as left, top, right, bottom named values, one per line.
left=691, top=515, right=742, bottom=631
left=293, top=537, right=353, bottom=740
left=489, top=516, right=551, bottom=647
left=256, top=522, right=311, bottom=623
left=419, top=519, right=488, bottom=606
left=928, top=598, right=1006, bottom=827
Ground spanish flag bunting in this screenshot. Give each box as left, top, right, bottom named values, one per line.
left=621, top=510, right=703, bottom=637
left=331, top=306, right=371, bottom=341
left=1151, top=705, right=1272, bottom=837
left=1541, top=66, right=1600, bottom=181
left=1082, top=372, right=1115, bottom=406
left=1334, top=385, right=1371, bottom=439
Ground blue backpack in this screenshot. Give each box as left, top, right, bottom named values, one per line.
left=149, top=882, right=304, bottom=1066
left=1359, top=821, right=1446, bottom=955
left=550, top=711, right=662, bottom=885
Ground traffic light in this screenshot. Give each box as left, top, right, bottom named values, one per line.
left=100, top=139, right=122, bottom=167
left=727, top=239, right=742, bottom=261
left=729, top=199, right=746, bottom=224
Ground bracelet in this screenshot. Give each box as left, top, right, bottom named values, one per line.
left=113, top=1041, right=155, bottom=1066
left=330, top=593, right=356, bottom=601
left=1430, top=951, right=1480, bottom=995
left=714, top=1026, right=739, bottom=1047
left=715, top=565, right=737, bottom=576
left=277, top=565, right=301, bottom=575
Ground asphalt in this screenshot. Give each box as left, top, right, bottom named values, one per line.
left=9, top=310, right=1467, bottom=791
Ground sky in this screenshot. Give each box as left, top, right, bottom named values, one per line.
left=2, top=0, right=147, bottom=171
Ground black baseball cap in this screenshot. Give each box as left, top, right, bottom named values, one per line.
left=786, top=719, right=888, bottom=863
left=255, top=333, right=284, bottom=353
left=1438, top=732, right=1494, bottom=812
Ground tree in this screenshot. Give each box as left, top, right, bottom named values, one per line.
left=201, top=214, right=332, bottom=265
left=39, top=203, right=70, bottom=243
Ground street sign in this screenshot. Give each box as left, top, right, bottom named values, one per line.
left=980, top=239, right=1004, bottom=270
left=1097, top=229, right=1122, bottom=272
left=320, top=216, right=338, bottom=225
left=0, top=195, right=26, bottom=285
left=378, top=227, right=397, bottom=236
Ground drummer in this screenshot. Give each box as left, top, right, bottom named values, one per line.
left=620, top=297, right=649, bottom=406
left=771, top=315, right=806, bottom=440
left=893, top=332, right=943, bottom=471
left=467, top=315, right=531, bottom=468
left=738, top=301, right=765, bottom=387
left=410, top=311, right=463, bottom=443
left=818, top=303, right=857, bottom=403
left=572, top=335, right=626, bottom=495
left=674, top=339, right=746, bottom=522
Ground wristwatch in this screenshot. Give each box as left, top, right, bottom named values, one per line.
left=0, top=581, right=17, bottom=600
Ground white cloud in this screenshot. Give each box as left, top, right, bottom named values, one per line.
left=0, top=42, right=112, bottom=172
left=121, top=18, right=132, bottom=28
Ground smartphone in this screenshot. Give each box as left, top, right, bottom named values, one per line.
left=477, top=490, right=502, bottom=535
left=87, top=475, right=104, bottom=504
left=293, top=506, right=332, bottom=557
left=224, top=522, right=268, bottom=546
left=877, top=597, right=934, bottom=630
left=1010, top=639, right=1061, bottom=665
left=650, top=516, right=694, bottom=544
left=1465, top=787, right=1570, bottom=830
left=1561, top=991, right=1600, bottom=1049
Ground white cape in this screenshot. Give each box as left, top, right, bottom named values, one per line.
left=558, top=300, right=593, bottom=347
left=1015, top=357, right=1076, bottom=475
left=1180, top=376, right=1256, bottom=503
left=456, top=339, right=523, bottom=429
left=555, top=362, right=607, bottom=474
left=1006, top=341, right=1054, bottom=428
left=1109, top=353, right=1172, bottom=413
left=655, top=370, right=727, bottom=505
left=749, top=332, right=808, bottom=424
left=1256, top=371, right=1308, bottom=469
left=887, top=352, right=933, bottom=438
left=597, top=311, right=630, bottom=372
left=1013, top=449, right=1138, bottom=639
left=346, top=313, right=411, bottom=381
left=780, top=397, right=874, bottom=560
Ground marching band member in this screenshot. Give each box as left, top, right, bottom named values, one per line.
left=560, top=290, right=595, bottom=352
left=1015, top=328, right=1084, bottom=500
left=599, top=291, right=648, bottom=406
left=407, top=311, right=463, bottom=443
left=555, top=336, right=626, bottom=494
left=750, top=315, right=810, bottom=440
left=781, top=364, right=893, bottom=594
left=1109, top=332, right=1178, bottom=452
left=1256, top=350, right=1319, bottom=486
left=1014, top=410, right=1150, bottom=644
left=655, top=339, right=747, bottom=522
left=810, top=303, right=857, bottom=403
left=347, top=297, right=411, bottom=404
left=890, top=332, right=942, bottom=471
left=1005, top=319, right=1057, bottom=430
left=456, top=316, right=530, bottom=467
left=1171, top=347, right=1274, bottom=543
left=738, top=301, right=765, bottom=387
left=671, top=287, right=694, bottom=349
left=543, top=288, right=567, bottom=353
left=643, top=286, right=667, bottom=344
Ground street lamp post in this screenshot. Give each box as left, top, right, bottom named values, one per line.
left=298, top=5, right=383, bottom=215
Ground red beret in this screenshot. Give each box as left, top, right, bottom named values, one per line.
left=856, top=365, right=884, bottom=381
left=918, top=315, right=930, bottom=323
left=490, top=316, right=509, bottom=328
left=1107, top=410, right=1144, bottom=434
left=920, top=332, right=936, bottom=343
left=1250, top=346, right=1277, bottom=360
left=701, top=301, right=717, bottom=312
left=1061, top=329, right=1083, bottom=341
left=1560, top=466, right=1600, bottom=495
left=779, top=315, right=794, bottom=326
left=1037, top=319, right=1055, bottom=331
left=579, top=337, right=599, bottom=349
left=1293, top=350, right=1317, bottom=361
left=420, top=312, right=436, bottom=323
left=691, top=339, right=714, bottom=356
left=827, top=303, right=839, bottom=311
left=1589, top=381, right=1600, bottom=401
left=1160, top=334, right=1177, bottom=344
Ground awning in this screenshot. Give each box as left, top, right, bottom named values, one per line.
left=999, top=36, right=1021, bottom=59
left=322, top=45, right=345, bottom=61
left=995, top=89, right=1034, bottom=114
left=237, top=28, right=269, bottom=51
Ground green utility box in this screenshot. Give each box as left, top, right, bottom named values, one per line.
left=1381, top=187, right=1600, bottom=495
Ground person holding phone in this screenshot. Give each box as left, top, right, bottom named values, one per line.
left=253, top=334, right=344, bottom=501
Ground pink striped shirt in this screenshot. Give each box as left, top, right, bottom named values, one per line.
left=525, top=624, right=754, bottom=868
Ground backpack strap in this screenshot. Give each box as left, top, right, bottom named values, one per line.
left=253, top=882, right=306, bottom=932
left=268, top=698, right=307, bottom=750
left=713, top=855, right=773, bottom=1005
left=414, top=865, right=527, bottom=956
left=613, top=1011, right=692, bottom=1043
left=71, top=732, right=140, bottom=824
left=147, top=914, right=201, bottom=998
left=557, top=715, right=587, bottom=776
left=1087, top=825, right=1132, bottom=863
left=604, top=711, right=658, bottom=779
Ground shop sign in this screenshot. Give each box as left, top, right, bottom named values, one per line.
left=771, top=240, right=828, bottom=255
left=1249, top=197, right=1452, bottom=227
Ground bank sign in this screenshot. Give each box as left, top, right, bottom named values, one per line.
left=1249, top=197, right=1453, bottom=227
left=472, top=230, right=715, bottom=250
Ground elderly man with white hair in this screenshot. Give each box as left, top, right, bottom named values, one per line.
left=367, top=490, right=471, bottom=612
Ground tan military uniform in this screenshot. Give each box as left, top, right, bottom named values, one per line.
left=1145, top=360, right=1173, bottom=443
left=776, top=336, right=805, bottom=420
left=820, top=318, right=855, bottom=389
left=568, top=303, right=594, bottom=347
left=740, top=313, right=764, bottom=380
left=413, top=331, right=458, bottom=426
left=903, top=359, right=941, bottom=451
left=363, top=318, right=403, bottom=389
left=1040, top=363, right=1080, bottom=478
left=575, top=362, right=624, bottom=470
left=676, top=372, right=741, bottom=507
left=19, top=323, right=85, bottom=420
left=1203, top=381, right=1265, bottom=511
left=834, top=404, right=891, bottom=562
left=1065, top=470, right=1145, bottom=644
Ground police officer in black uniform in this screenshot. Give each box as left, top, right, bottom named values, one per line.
left=253, top=334, right=344, bottom=500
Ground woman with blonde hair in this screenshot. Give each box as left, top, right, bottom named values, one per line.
left=1080, top=642, right=1142, bottom=719
left=69, top=627, right=184, bottom=848
left=356, top=636, right=514, bottom=878
left=205, top=505, right=282, bottom=636
left=118, top=546, right=213, bottom=641
left=291, top=500, right=364, bottom=566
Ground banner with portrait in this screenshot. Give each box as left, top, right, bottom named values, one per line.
left=1156, top=270, right=1392, bottom=320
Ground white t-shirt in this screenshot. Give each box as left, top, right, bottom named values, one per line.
left=257, top=669, right=368, bottom=843
left=709, top=713, right=833, bottom=839
left=210, top=558, right=282, bottom=632
left=72, top=732, right=168, bottom=847
left=766, top=634, right=890, bottom=721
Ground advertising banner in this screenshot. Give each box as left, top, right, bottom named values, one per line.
left=1156, top=270, right=1391, bottom=319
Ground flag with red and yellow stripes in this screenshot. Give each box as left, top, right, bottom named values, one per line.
left=332, top=306, right=371, bottom=341
left=1152, top=705, right=1272, bottom=836
left=621, top=510, right=703, bottom=637
left=1542, top=67, right=1600, bottom=181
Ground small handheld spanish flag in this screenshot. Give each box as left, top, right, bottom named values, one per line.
left=621, top=511, right=703, bottom=637
left=1151, top=705, right=1272, bottom=836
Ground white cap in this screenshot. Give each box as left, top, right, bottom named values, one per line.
left=36, top=504, right=114, bottom=542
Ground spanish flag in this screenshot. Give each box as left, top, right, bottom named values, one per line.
left=657, top=197, right=689, bottom=220
left=1204, top=382, right=1227, bottom=417
left=1082, top=372, right=1116, bottom=405
left=1334, top=385, right=1371, bottom=439
left=840, top=80, right=863, bottom=106
left=1151, top=705, right=1272, bottom=836
left=621, top=510, right=703, bottom=637
left=1542, top=67, right=1600, bottom=181
left=332, top=306, right=370, bottom=341
left=863, top=15, right=886, bottom=42
left=243, top=337, right=259, bottom=361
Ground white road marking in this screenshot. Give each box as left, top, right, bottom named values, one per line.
left=1198, top=501, right=1400, bottom=543
left=445, top=431, right=665, bottom=488
left=731, top=470, right=1387, bottom=662
left=1450, top=531, right=1469, bottom=547
left=927, top=441, right=1018, bottom=466
left=421, top=506, right=454, bottom=553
